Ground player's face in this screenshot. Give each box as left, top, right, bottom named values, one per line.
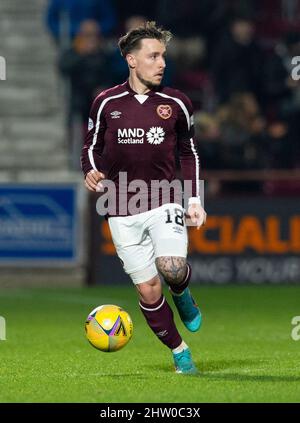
left=132, top=39, right=166, bottom=88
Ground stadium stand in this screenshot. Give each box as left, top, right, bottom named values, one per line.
left=0, top=0, right=81, bottom=182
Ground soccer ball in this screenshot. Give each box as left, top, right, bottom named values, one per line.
left=85, top=304, right=133, bottom=352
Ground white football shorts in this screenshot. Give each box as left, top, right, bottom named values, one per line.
left=108, top=203, right=188, bottom=284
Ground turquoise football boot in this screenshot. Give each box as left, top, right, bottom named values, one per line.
left=171, top=287, right=202, bottom=332
left=173, top=348, right=199, bottom=375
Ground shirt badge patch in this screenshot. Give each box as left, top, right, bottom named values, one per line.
left=157, top=104, right=172, bottom=119
left=88, top=118, right=94, bottom=130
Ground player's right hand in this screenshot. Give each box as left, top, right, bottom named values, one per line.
left=85, top=169, right=105, bottom=192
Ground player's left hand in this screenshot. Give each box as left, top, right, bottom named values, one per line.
left=187, top=203, right=207, bottom=230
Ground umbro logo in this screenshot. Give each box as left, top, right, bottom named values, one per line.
left=156, top=330, right=168, bottom=337
left=110, top=111, right=122, bottom=119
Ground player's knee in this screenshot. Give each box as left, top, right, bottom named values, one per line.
left=156, top=256, right=186, bottom=285
left=136, top=275, right=162, bottom=304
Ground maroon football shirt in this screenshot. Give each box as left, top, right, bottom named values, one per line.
left=81, top=80, right=200, bottom=216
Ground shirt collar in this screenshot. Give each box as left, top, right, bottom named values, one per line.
left=124, top=80, right=162, bottom=97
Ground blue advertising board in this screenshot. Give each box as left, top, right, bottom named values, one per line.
left=0, top=184, right=82, bottom=265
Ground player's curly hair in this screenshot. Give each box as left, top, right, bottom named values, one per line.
left=118, top=21, right=172, bottom=58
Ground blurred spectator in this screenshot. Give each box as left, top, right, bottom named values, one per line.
left=59, top=20, right=112, bottom=121
left=193, top=112, right=223, bottom=169
left=216, top=92, right=267, bottom=169
left=59, top=20, right=113, bottom=168
left=263, top=32, right=300, bottom=114
left=265, top=120, right=293, bottom=168
left=194, top=92, right=267, bottom=170
left=211, top=15, right=264, bottom=105
left=263, top=31, right=300, bottom=166
left=46, top=0, right=116, bottom=46
left=170, top=36, right=207, bottom=109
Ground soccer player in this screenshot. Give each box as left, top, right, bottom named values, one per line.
left=81, top=21, right=207, bottom=374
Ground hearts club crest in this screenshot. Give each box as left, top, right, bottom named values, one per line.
left=157, top=104, right=172, bottom=119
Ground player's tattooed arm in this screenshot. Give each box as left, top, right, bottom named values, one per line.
left=156, top=256, right=186, bottom=284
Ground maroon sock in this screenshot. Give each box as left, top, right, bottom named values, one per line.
left=139, top=295, right=182, bottom=350
left=168, top=263, right=192, bottom=294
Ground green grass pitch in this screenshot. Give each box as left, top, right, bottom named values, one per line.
left=0, top=284, right=300, bottom=403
